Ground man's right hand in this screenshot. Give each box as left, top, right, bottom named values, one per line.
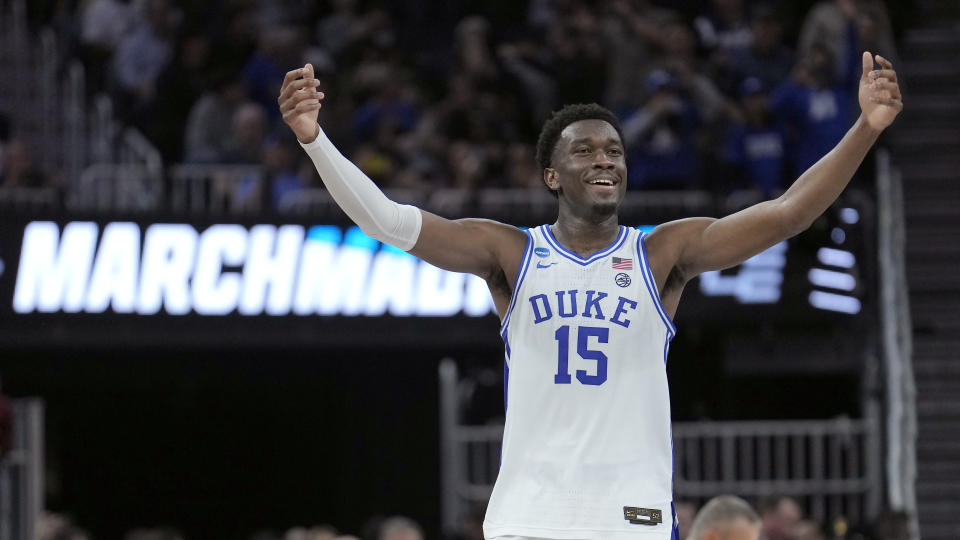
left=278, top=63, right=324, bottom=143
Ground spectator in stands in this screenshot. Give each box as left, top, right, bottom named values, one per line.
left=348, top=61, right=407, bottom=185
left=315, top=0, right=363, bottom=61
left=660, top=19, right=732, bottom=126
left=124, top=527, right=185, bottom=540
left=721, top=77, right=787, bottom=195
left=208, top=2, right=258, bottom=72
left=0, top=139, right=53, bottom=189
left=621, top=70, right=701, bottom=190
left=36, top=512, right=92, bottom=540
left=757, top=495, right=803, bottom=540
left=262, top=131, right=311, bottom=210
left=799, top=0, right=896, bottom=81
left=686, top=495, right=761, bottom=540
left=227, top=102, right=270, bottom=164
left=111, top=0, right=179, bottom=122
left=445, top=139, right=492, bottom=190
left=453, top=16, right=501, bottom=90
left=722, top=4, right=794, bottom=97
left=799, top=0, right=859, bottom=80
left=546, top=5, right=606, bottom=107
left=694, top=0, right=754, bottom=56
left=600, top=0, right=677, bottom=113
left=183, top=70, right=249, bottom=163
left=350, top=62, right=421, bottom=144
left=378, top=515, right=424, bottom=540
left=675, top=500, right=699, bottom=540
left=791, top=519, right=827, bottom=540
left=771, top=42, right=858, bottom=177
left=80, top=0, right=134, bottom=96
left=283, top=525, right=340, bottom=540
left=243, top=25, right=307, bottom=121
left=505, top=142, right=541, bottom=189
left=310, top=524, right=340, bottom=540
left=450, top=501, right=487, bottom=540
left=855, top=4, right=899, bottom=65
left=151, top=31, right=215, bottom=161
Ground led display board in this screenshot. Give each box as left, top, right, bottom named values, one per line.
left=0, top=212, right=868, bottom=347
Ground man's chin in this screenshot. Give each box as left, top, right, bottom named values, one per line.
left=591, top=199, right=619, bottom=217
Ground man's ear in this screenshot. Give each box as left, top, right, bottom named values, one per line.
left=544, top=168, right=559, bottom=191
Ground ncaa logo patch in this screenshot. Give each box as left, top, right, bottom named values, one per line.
left=615, top=272, right=631, bottom=287
left=534, top=247, right=550, bottom=258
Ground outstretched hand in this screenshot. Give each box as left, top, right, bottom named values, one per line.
left=859, top=51, right=902, bottom=132
left=278, top=63, right=325, bottom=143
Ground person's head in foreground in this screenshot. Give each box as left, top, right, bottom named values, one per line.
left=686, top=495, right=761, bottom=540
left=378, top=516, right=424, bottom=540
left=758, top=494, right=803, bottom=540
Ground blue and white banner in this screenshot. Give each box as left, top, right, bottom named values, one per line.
left=0, top=217, right=866, bottom=346
left=10, top=221, right=496, bottom=317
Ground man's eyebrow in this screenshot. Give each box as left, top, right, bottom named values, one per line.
left=568, top=137, right=623, bottom=146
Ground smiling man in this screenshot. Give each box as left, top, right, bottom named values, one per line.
left=278, top=50, right=901, bottom=540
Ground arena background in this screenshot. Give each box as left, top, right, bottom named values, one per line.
left=0, top=1, right=956, bottom=539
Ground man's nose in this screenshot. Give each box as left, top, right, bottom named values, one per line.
left=593, top=152, right=615, bottom=168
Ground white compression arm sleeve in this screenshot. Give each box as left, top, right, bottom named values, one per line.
left=299, top=125, right=422, bottom=251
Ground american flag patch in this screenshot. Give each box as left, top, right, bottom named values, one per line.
left=612, top=257, right=633, bottom=270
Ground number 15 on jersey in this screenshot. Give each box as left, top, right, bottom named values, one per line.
left=554, top=325, right=608, bottom=386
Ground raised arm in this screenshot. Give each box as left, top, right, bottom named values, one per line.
left=278, top=65, right=527, bottom=291
left=651, top=52, right=902, bottom=283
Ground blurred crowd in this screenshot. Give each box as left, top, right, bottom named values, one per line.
left=37, top=512, right=426, bottom=540
left=34, top=493, right=912, bottom=540
left=1, top=0, right=898, bottom=209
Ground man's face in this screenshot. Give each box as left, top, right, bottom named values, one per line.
left=545, top=119, right=627, bottom=215
left=723, top=518, right=761, bottom=540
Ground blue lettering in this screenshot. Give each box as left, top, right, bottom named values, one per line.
left=530, top=294, right=552, bottom=324
left=576, top=326, right=609, bottom=385
left=581, top=290, right=607, bottom=320
left=610, top=296, right=638, bottom=328
left=556, top=289, right=578, bottom=318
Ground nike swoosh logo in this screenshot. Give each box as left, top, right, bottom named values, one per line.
left=537, top=262, right=557, bottom=269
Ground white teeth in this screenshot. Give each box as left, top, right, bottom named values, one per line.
left=590, top=179, right=614, bottom=185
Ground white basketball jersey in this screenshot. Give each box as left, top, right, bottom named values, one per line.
left=484, top=225, right=678, bottom=540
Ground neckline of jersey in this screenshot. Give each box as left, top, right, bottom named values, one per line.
left=541, top=224, right=628, bottom=266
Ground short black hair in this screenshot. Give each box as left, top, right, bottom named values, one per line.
left=535, top=103, right=624, bottom=171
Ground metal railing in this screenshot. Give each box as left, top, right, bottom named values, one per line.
left=0, top=187, right=59, bottom=213
left=68, top=98, right=165, bottom=212
left=169, top=164, right=263, bottom=215
left=672, top=418, right=879, bottom=526
left=72, top=163, right=163, bottom=213
left=876, top=148, right=918, bottom=539
left=438, top=360, right=880, bottom=535
left=0, top=398, right=45, bottom=540
left=0, top=0, right=166, bottom=211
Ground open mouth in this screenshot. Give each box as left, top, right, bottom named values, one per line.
left=587, top=176, right=618, bottom=187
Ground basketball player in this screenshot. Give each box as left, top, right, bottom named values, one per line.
left=277, top=51, right=901, bottom=540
